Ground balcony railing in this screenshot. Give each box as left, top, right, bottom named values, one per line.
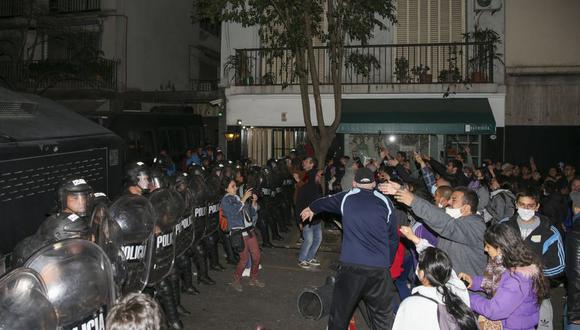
left=49, top=0, right=100, bottom=14
left=232, top=42, right=495, bottom=86
left=0, top=58, right=118, bottom=91
left=189, top=79, right=219, bottom=92
left=0, top=0, right=24, bottom=18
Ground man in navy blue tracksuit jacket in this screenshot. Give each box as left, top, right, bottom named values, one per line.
left=301, top=168, right=398, bottom=330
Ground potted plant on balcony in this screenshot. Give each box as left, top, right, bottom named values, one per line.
left=224, top=52, right=254, bottom=85
left=437, top=45, right=462, bottom=83
left=261, top=71, right=276, bottom=85
left=411, top=64, right=432, bottom=83
left=463, top=28, right=503, bottom=83
left=394, top=56, right=410, bottom=83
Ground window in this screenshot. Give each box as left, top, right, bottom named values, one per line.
left=394, top=0, right=466, bottom=82
left=395, top=0, right=465, bottom=44
left=445, top=134, right=481, bottom=167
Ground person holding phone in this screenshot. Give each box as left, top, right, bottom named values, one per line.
left=220, top=178, right=264, bottom=292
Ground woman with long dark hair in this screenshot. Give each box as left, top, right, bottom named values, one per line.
left=394, top=226, right=478, bottom=330
left=220, top=177, right=264, bottom=292
left=459, top=223, right=546, bottom=330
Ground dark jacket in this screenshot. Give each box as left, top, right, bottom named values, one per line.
left=296, top=168, right=322, bottom=225
left=484, top=189, right=516, bottom=224
left=541, top=192, right=568, bottom=228
left=566, top=212, right=580, bottom=323
left=410, top=197, right=487, bottom=275
left=502, top=213, right=565, bottom=278
left=427, top=159, right=470, bottom=187
left=309, top=188, right=398, bottom=269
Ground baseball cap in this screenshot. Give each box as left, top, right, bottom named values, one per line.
left=355, top=168, right=375, bottom=184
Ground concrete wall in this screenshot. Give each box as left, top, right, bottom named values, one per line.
left=506, top=75, right=580, bottom=125
left=505, top=0, right=580, bottom=73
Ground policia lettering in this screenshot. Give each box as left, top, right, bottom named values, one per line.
left=68, top=306, right=106, bottom=330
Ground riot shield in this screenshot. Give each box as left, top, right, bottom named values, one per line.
left=0, top=267, right=57, bottom=330
left=90, top=203, right=128, bottom=294
left=146, top=188, right=184, bottom=286
left=174, top=176, right=196, bottom=257
left=109, top=194, right=155, bottom=294
left=205, top=173, right=222, bottom=236
left=25, top=239, right=115, bottom=330
left=190, top=174, right=208, bottom=242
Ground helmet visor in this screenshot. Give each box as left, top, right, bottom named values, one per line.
left=66, top=192, right=90, bottom=216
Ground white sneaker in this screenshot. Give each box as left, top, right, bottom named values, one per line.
left=308, top=258, right=321, bottom=266
left=242, top=268, right=250, bottom=277
left=298, top=261, right=311, bottom=269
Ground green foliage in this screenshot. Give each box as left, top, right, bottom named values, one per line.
left=463, top=27, right=503, bottom=73
left=394, top=57, right=409, bottom=83
left=345, top=52, right=381, bottom=77
left=194, top=0, right=395, bottom=166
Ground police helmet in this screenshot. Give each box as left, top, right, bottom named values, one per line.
left=57, top=178, right=93, bottom=217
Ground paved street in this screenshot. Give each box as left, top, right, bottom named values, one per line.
left=180, top=225, right=566, bottom=330
left=179, top=226, right=368, bottom=330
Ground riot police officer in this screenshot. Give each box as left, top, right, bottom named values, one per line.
left=12, top=177, right=94, bottom=267
left=124, top=161, right=151, bottom=196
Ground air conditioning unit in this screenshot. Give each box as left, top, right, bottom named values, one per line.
left=475, top=0, right=502, bottom=11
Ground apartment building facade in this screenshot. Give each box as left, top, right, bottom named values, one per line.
left=221, top=0, right=507, bottom=165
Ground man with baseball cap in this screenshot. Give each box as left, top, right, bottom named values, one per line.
left=301, top=167, right=398, bottom=330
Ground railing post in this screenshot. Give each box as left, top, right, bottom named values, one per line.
left=488, top=42, right=494, bottom=83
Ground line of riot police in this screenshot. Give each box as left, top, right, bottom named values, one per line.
left=0, top=156, right=297, bottom=330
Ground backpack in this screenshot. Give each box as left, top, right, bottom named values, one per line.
left=413, top=292, right=461, bottom=330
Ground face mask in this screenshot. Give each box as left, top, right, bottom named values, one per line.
left=445, top=207, right=462, bottom=219
left=517, top=208, right=535, bottom=221
left=430, top=185, right=437, bottom=196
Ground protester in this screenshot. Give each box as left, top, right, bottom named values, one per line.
left=459, top=224, right=545, bottom=330
left=566, top=191, right=580, bottom=329
left=381, top=183, right=487, bottom=276
left=501, top=189, right=565, bottom=329
left=295, top=157, right=323, bottom=269
left=394, top=227, right=477, bottom=330
left=106, top=293, right=164, bottom=330
left=301, top=167, right=398, bottom=330
left=220, top=178, right=264, bottom=292
left=484, top=175, right=516, bottom=224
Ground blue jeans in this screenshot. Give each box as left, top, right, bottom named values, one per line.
left=565, top=303, right=580, bottom=330
left=299, top=222, right=322, bottom=262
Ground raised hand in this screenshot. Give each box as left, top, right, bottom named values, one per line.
left=377, top=181, right=401, bottom=195
left=393, top=189, right=414, bottom=206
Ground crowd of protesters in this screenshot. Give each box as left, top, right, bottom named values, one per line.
left=151, top=142, right=580, bottom=330
left=298, top=145, right=579, bottom=330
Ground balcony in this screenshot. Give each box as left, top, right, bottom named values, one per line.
left=49, top=0, right=100, bottom=14
left=231, top=42, right=496, bottom=87
left=0, top=0, right=24, bottom=18
left=0, top=58, right=118, bottom=91
left=189, top=79, right=219, bottom=92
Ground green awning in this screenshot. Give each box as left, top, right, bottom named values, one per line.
left=338, top=98, right=496, bottom=134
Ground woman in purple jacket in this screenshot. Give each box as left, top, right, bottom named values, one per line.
left=459, top=224, right=547, bottom=330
